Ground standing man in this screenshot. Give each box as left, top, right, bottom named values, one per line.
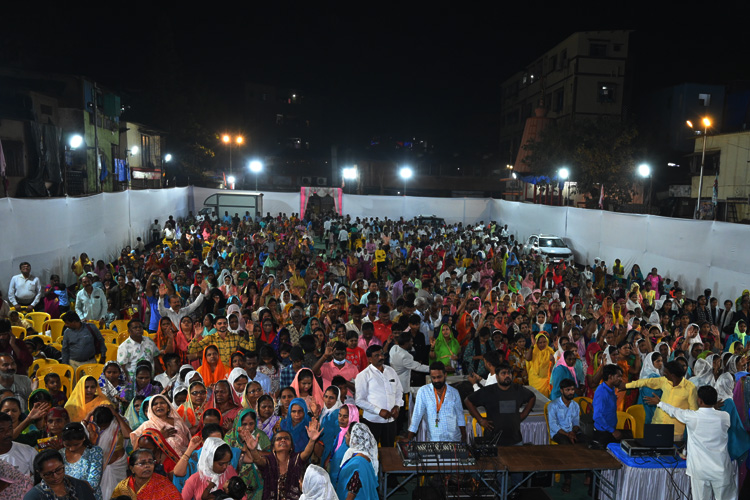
left=187, top=316, right=256, bottom=366
left=593, top=364, right=628, bottom=444
left=355, top=345, right=404, bottom=446
left=389, top=331, right=431, bottom=433
left=405, top=361, right=466, bottom=442
left=158, top=274, right=207, bottom=329
left=548, top=378, right=585, bottom=492
left=60, top=311, right=106, bottom=369
left=7, top=262, right=42, bottom=313
left=74, top=275, right=107, bottom=324
left=657, top=386, right=736, bottom=500
left=117, top=319, right=161, bottom=381
left=465, top=361, right=535, bottom=446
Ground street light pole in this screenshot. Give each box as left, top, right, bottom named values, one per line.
left=688, top=118, right=711, bottom=219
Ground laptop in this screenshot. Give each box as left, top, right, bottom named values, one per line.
left=635, top=424, right=674, bottom=448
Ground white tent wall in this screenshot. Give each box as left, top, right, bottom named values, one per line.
left=0, top=188, right=189, bottom=290
left=494, top=200, right=750, bottom=300
left=3, top=188, right=746, bottom=303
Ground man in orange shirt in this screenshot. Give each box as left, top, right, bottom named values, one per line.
left=373, top=305, right=393, bottom=343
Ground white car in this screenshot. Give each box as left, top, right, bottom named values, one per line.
left=521, top=234, right=575, bottom=265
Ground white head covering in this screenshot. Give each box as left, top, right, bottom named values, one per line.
left=185, top=370, right=202, bottom=387
left=341, top=422, right=379, bottom=475
left=227, top=367, right=249, bottom=400
left=603, top=345, right=617, bottom=366
left=726, top=355, right=740, bottom=375
left=714, top=372, right=735, bottom=401
left=299, top=464, right=337, bottom=500
left=641, top=351, right=662, bottom=379
left=319, top=386, right=343, bottom=422
left=198, top=437, right=227, bottom=489
left=690, top=358, right=715, bottom=388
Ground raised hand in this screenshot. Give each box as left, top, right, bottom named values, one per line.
left=243, top=429, right=259, bottom=450
left=306, top=417, right=322, bottom=441
left=188, top=434, right=203, bottom=451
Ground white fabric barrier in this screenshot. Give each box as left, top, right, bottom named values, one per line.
left=341, top=194, right=492, bottom=225
left=0, top=188, right=189, bottom=290
left=496, top=199, right=750, bottom=299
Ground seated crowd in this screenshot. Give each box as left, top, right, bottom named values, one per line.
left=0, top=210, right=748, bottom=500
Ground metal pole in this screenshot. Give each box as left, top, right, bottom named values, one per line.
left=255, top=174, right=258, bottom=191
left=93, top=83, right=100, bottom=193
left=694, top=126, right=708, bottom=219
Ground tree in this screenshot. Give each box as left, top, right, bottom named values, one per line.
left=522, top=116, right=641, bottom=206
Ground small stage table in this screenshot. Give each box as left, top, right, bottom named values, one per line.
left=496, top=444, right=622, bottom=500
left=378, top=446, right=507, bottom=499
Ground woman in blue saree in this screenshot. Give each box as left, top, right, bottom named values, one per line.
left=335, top=423, right=379, bottom=500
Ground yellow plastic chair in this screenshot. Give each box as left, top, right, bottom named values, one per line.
left=102, top=333, right=119, bottom=345
left=576, top=396, right=593, bottom=416
left=25, top=312, right=51, bottom=333
left=37, top=364, right=74, bottom=397
left=626, top=404, right=646, bottom=439
left=50, top=343, right=63, bottom=352
left=43, top=319, right=66, bottom=343
left=616, top=411, right=636, bottom=433
left=471, top=411, right=488, bottom=438
left=28, top=358, right=59, bottom=378
left=105, top=345, right=119, bottom=363
left=543, top=401, right=559, bottom=445
left=110, top=319, right=130, bottom=334
left=11, top=326, right=26, bottom=339
left=117, top=331, right=130, bottom=345
left=75, top=363, right=104, bottom=384
left=25, top=335, right=52, bottom=345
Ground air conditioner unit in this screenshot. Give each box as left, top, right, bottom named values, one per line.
left=301, top=176, right=312, bottom=185
left=316, top=177, right=327, bottom=186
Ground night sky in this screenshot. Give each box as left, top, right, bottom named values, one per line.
left=3, top=4, right=750, bottom=157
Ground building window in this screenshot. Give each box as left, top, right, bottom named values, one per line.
left=141, top=134, right=152, bottom=167
left=1, top=140, right=24, bottom=177
left=613, top=44, right=622, bottom=53
left=598, top=82, right=617, bottom=103
left=698, top=93, right=711, bottom=106
left=549, top=55, right=557, bottom=74
left=589, top=43, right=607, bottom=57
left=559, top=50, right=567, bottom=70
left=554, top=88, right=564, bottom=112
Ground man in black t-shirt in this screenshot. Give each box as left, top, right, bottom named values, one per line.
left=465, top=361, right=536, bottom=446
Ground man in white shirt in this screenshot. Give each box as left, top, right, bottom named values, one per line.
left=75, top=275, right=108, bottom=322
left=405, top=361, right=466, bottom=442
left=390, top=332, right=431, bottom=433
left=158, top=279, right=207, bottom=329
left=355, top=344, right=404, bottom=446
left=0, top=413, right=36, bottom=476
left=7, top=262, right=42, bottom=313
left=117, top=319, right=161, bottom=381
left=657, top=385, right=736, bottom=500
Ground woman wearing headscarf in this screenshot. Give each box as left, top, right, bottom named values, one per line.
left=281, top=397, right=313, bottom=451
left=319, top=386, right=342, bottom=423
left=225, top=408, right=269, bottom=500
left=181, top=437, right=239, bottom=500
left=627, top=265, right=644, bottom=288
left=64, top=375, right=110, bottom=422
left=300, top=465, right=337, bottom=500
left=124, top=396, right=149, bottom=430
left=336, top=422, right=379, bottom=500
left=733, top=374, right=750, bottom=491
left=131, top=394, right=191, bottom=455
left=525, top=333, right=555, bottom=397
left=431, top=324, right=461, bottom=372
left=227, top=367, right=250, bottom=404
left=725, top=320, right=748, bottom=353
left=196, top=344, right=229, bottom=388
left=715, top=371, right=750, bottom=493
left=290, top=368, right=325, bottom=416
left=327, top=403, right=359, bottom=488
left=176, top=379, right=207, bottom=432
left=638, top=352, right=664, bottom=424
left=134, top=427, right=180, bottom=477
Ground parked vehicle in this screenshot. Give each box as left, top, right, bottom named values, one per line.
left=521, top=234, right=575, bottom=265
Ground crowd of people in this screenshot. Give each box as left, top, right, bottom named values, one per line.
left=0, top=208, right=749, bottom=500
